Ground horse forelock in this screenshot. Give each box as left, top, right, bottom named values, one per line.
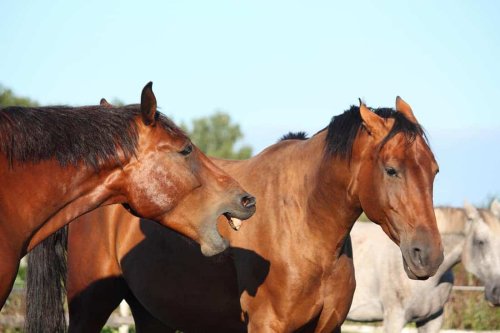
left=0, top=104, right=183, bottom=170
left=324, top=105, right=428, bottom=160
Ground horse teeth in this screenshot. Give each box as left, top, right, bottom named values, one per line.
left=228, top=218, right=242, bottom=231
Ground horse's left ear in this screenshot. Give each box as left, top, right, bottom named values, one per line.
left=490, top=198, right=500, bottom=218
left=141, top=81, right=157, bottom=126
left=396, top=96, right=417, bottom=123
left=464, top=200, right=480, bottom=221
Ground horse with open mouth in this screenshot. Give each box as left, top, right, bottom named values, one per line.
left=27, top=97, right=442, bottom=332
left=0, top=82, right=255, bottom=312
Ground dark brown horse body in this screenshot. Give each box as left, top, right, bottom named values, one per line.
left=0, top=83, right=255, bottom=310
left=28, top=98, right=443, bottom=332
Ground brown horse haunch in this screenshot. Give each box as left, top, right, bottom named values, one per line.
left=28, top=97, right=443, bottom=332
left=0, top=82, right=255, bottom=312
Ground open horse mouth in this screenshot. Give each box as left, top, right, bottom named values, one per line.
left=222, top=194, right=256, bottom=231
left=223, top=213, right=243, bottom=231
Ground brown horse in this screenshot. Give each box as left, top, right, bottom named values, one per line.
left=0, top=82, right=255, bottom=311
left=27, top=97, right=443, bottom=332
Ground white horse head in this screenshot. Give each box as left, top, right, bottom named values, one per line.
left=463, top=199, right=500, bottom=306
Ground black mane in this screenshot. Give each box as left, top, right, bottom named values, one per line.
left=325, top=105, right=426, bottom=159
left=279, top=131, right=309, bottom=141
left=0, top=104, right=183, bottom=170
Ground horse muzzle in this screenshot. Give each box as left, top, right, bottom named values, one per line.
left=401, top=241, right=444, bottom=280
left=486, top=282, right=500, bottom=307
left=222, top=193, right=256, bottom=231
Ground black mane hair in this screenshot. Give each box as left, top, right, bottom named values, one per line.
left=325, top=105, right=426, bottom=159
left=0, top=104, right=184, bottom=170
left=279, top=131, right=309, bottom=142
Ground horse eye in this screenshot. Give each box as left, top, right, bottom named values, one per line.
left=385, top=167, right=398, bottom=177
left=179, top=144, right=193, bottom=156
left=474, top=239, right=486, bottom=247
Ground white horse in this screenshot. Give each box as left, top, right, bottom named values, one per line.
left=347, top=200, right=500, bottom=333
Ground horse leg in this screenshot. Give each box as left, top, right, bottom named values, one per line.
left=67, top=276, right=127, bottom=333
left=0, top=254, right=19, bottom=308
left=0, top=238, right=20, bottom=308
left=382, top=309, right=407, bottom=333
left=125, top=292, right=177, bottom=333
left=314, top=243, right=356, bottom=333
left=416, top=309, right=444, bottom=333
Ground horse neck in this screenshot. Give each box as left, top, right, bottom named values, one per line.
left=223, top=131, right=360, bottom=259
left=0, top=158, right=123, bottom=253
left=430, top=207, right=467, bottom=279
left=301, top=132, right=361, bottom=255
left=431, top=233, right=464, bottom=280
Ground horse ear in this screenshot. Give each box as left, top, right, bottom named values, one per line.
left=359, top=99, right=386, bottom=139
left=100, top=98, right=112, bottom=107
left=141, top=81, right=157, bottom=126
left=464, top=200, right=480, bottom=221
left=490, top=198, right=500, bottom=218
left=396, top=96, right=417, bottom=123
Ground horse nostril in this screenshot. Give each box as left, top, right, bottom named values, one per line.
left=493, top=286, right=500, bottom=298
left=241, top=195, right=256, bottom=208
left=411, top=247, right=424, bottom=266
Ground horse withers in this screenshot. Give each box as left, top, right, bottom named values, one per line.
left=0, top=82, right=255, bottom=309
left=347, top=200, right=500, bottom=333
left=28, top=97, right=443, bottom=332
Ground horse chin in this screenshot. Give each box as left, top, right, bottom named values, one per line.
left=487, top=301, right=499, bottom=308
left=402, top=257, right=430, bottom=281
left=200, top=234, right=229, bottom=257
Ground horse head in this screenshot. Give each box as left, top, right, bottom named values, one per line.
left=353, top=97, right=443, bottom=280
left=463, top=200, right=500, bottom=306
left=113, top=82, right=256, bottom=256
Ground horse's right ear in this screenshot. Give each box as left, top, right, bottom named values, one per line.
left=100, top=98, right=112, bottom=107
left=359, top=99, right=386, bottom=139
left=490, top=198, right=500, bottom=218
left=141, top=81, right=157, bottom=126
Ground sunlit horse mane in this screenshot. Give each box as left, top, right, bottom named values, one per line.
left=0, top=104, right=184, bottom=169
left=324, top=105, right=427, bottom=159
left=279, top=106, right=427, bottom=160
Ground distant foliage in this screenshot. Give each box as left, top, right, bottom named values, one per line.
left=0, top=85, right=38, bottom=107
left=184, top=110, right=252, bottom=159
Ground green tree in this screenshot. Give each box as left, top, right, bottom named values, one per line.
left=0, top=85, right=38, bottom=107
left=184, top=110, right=252, bottom=159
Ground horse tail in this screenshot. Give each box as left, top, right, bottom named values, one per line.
left=25, top=226, right=68, bottom=333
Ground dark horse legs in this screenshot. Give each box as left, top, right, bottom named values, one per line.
left=0, top=260, right=19, bottom=308
left=0, top=235, right=20, bottom=308
left=68, top=278, right=176, bottom=333
left=67, top=277, right=127, bottom=333
left=126, top=293, right=177, bottom=333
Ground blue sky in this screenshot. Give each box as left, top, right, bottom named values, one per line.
left=1, top=1, right=499, bottom=206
